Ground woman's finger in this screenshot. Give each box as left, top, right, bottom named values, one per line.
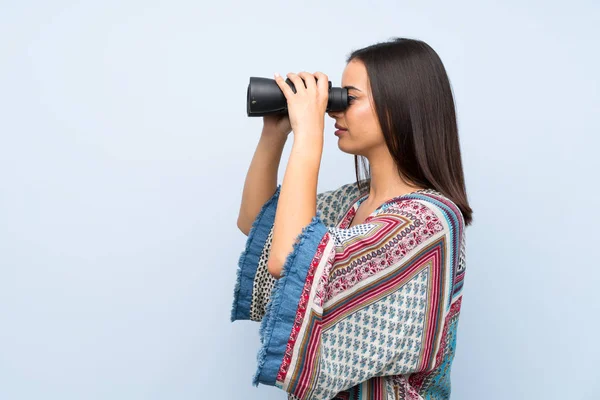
left=286, top=72, right=306, bottom=95
left=297, top=72, right=317, bottom=93
left=313, top=71, right=328, bottom=98
left=313, top=71, right=329, bottom=108
left=274, top=72, right=294, bottom=99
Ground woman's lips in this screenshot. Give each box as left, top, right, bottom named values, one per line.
left=334, top=129, right=347, bottom=136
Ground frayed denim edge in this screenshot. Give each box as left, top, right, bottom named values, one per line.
left=252, top=210, right=324, bottom=388
left=230, top=185, right=282, bottom=323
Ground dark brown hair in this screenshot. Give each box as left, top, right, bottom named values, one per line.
left=348, top=37, right=473, bottom=226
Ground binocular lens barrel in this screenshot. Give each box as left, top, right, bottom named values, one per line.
left=246, top=77, right=348, bottom=117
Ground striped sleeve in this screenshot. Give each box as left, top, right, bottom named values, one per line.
left=249, top=194, right=464, bottom=400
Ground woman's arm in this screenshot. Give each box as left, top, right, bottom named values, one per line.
left=268, top=134, right=323, bottom=279
left=237, top=127, right=288, bottom=236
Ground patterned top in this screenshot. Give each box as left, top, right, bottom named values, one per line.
left=231, top=180, right=467, bottom=400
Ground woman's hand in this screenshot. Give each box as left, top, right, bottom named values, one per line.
left=262, top=113, right=292, bottom=140
left=273, top=71, right=329, bottom=140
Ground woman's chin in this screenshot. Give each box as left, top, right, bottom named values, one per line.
left=336, top=140, right=353, bottom=154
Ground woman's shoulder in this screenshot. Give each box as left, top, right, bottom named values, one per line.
left=317, top=180, right=364, bottom=204
left=316, top=180, right=366, bottom=227
left=389, top=188, right=466, bottom=245
left=404, top=188, right=465, bottom=226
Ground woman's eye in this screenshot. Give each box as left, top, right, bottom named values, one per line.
left=348, top=95, right=356, bottom=104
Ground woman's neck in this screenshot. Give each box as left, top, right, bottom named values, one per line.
left=364, top=151, right=425, bottom=203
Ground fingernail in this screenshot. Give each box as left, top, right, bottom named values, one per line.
left=274, top=72, right=280, bottom=78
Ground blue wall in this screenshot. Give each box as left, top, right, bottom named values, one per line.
left=1, top=1, right=598, bottom=399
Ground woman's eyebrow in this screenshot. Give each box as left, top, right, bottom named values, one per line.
left=343, top=85, right=362, bottom=92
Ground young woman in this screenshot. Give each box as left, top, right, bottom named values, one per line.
left=233, top=37, right=473, bottom=400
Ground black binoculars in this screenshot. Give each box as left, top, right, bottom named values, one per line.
left=246, top=76, right=349, bottom=117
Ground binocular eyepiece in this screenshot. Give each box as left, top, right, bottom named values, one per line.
left=246, top=76, right=349, bottom=117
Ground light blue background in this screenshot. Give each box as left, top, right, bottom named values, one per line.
left=1, top=1, right=598, bottom=399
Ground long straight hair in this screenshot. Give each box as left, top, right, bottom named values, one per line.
left=348, top=37, right=473, bottom=226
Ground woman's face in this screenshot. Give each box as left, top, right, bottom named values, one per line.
left=327, top=59, right=384, bottom=156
